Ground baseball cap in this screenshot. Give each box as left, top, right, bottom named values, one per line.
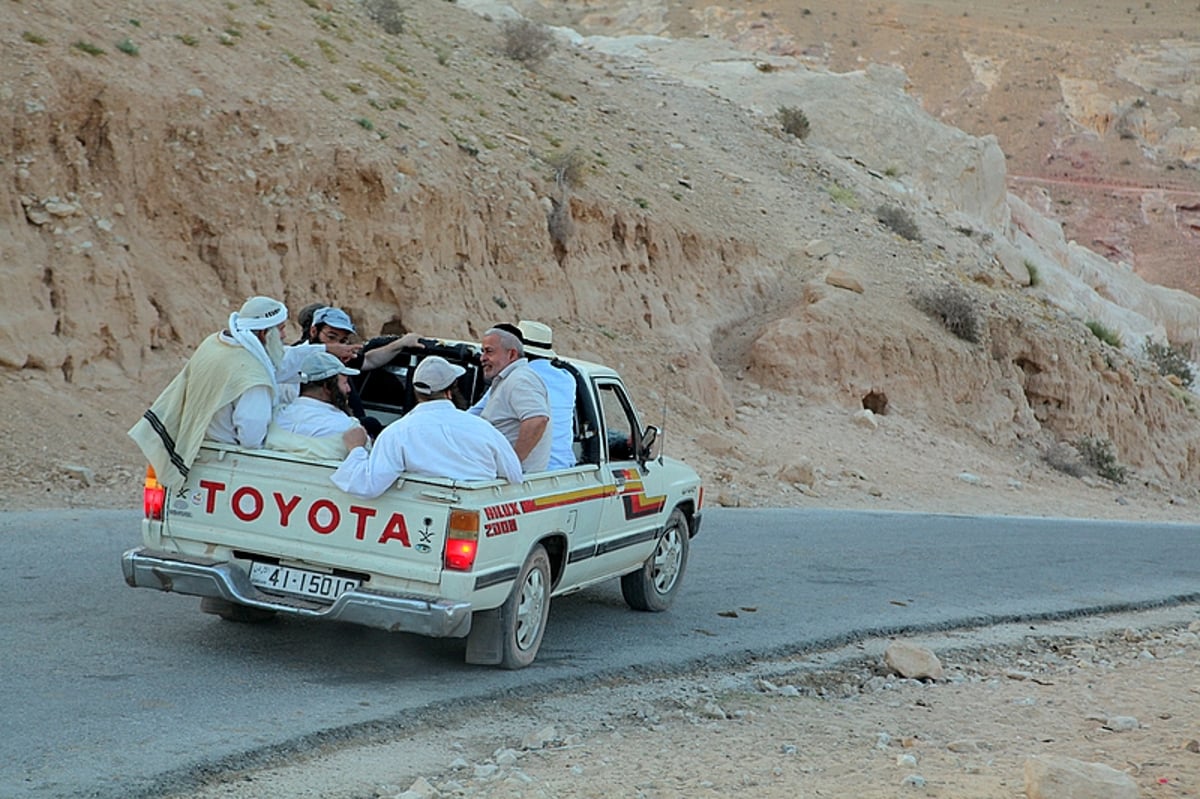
left=412, top=356, right=466, bottom=394
left=299, top=350, right=360, bottom=382
left=312, top=306, right=356, bottom=334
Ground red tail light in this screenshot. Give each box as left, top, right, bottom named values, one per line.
left=143, top=465, right=165, bottom=520
left=444, top=509, right=479, bottom=571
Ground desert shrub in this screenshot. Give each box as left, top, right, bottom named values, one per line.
left=363, top=0, right=405, bottom=35
left=1075, top=436, right=1128, bottom=484
left=912, top=284, right=981, bottom=344
left=72, top=40, right=105, bottom=56
left=546, top=148, right=588, bottom=188
left=777, top=106, right=810, bottom=140
left=1086, top=320, right=1122, bottom=348
left=547, top=198, right=573, bottom=249
left=826, top=183, right=858, bottom=208
left=1144, top=337, right=1195, bottom=388
left=1044, top=442, right=1088, bottom=478
left=502, top=19, right=554, bottom=64
left=875, top=203, right=921, bottom=241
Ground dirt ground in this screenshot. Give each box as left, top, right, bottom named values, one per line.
left=165, top=608, right=1200, bottom=799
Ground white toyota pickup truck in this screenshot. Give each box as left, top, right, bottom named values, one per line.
left=122, top=339, right=703, bottom=668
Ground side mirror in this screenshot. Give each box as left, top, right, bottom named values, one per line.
left=637, top=425, right=660, bottom=463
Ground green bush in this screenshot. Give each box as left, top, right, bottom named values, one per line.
left=1086, top=320, right=1122, bottom=348
left=777, top=106, right=810, bottom=140
left=1144, top=337, right=1195, bottom=388
left=912, top=285, right=981, bottom=344
left=1075, top=436, right=1128, bottom=484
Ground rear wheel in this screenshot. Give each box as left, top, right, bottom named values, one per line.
left=497, top=545, right=551, bottom=669
left=200, top=597, right=277, bottom=623
left=621, top=508, right=690, bottom=612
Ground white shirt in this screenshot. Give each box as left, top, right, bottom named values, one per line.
left=274, top=396, right=360, bottom=437
left=331, top=399, right=523, bottom=498
left=207, top=386, right=273, bottom=447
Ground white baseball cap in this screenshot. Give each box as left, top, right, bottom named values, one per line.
left=412, top=356, right=466, bottom=394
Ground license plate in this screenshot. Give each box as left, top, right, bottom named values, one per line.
left=249, top=562, right=359, bottom=601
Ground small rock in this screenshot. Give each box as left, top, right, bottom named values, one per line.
left=896, top=753, right=918, bottom=767
left=60, top=463, right=95, bottom=486
left=1024, top=754, right=1137, bottom=799
left=521, top=725, right=556, bottom=750
left=805, top=239, right=833, bottom=259
left=853, top=409, right=878, bottom=429
left=947, top=740, right=980, bottom=753
left=1104, top=716, right=1140, bottom=732
left=957, top=471, right=982, bottom=485
left=901, top=774, right=926, bottom=788
left=825, top=267, right=864, bottom=293
left=884, top=641, right=944, bottom=681
left=1184, top=739, right=1200, bottom=753
left=397, top=776, right=438, bottom=799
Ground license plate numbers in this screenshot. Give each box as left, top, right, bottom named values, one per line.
left=249, top=562, right=359, bottom=601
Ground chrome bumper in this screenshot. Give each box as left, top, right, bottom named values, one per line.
left=121, top=547, right=472, bottom=638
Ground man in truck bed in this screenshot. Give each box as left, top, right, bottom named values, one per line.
left=330, top=355, right=523, bottom=496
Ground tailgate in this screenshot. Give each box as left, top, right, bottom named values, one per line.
left=161, top=449, right=446, bottom=584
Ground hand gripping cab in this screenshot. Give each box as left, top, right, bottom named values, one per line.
left=123, top=341, right=703, bottom=668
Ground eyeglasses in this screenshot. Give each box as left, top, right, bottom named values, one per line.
left=317, top=326, right=353, bottom=346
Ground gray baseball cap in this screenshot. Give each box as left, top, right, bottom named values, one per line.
left=299, top=350, right=360, bottom=382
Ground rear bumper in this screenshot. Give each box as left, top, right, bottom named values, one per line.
left=121, top=547, right=472, bottom=638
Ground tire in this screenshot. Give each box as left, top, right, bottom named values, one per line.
left=497, top=545, right=552, bottom=670
left=621, top=508, right=690, bottom=612
left=200, top=597, right=277, bottom=623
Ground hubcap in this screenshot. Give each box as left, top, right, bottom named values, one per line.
left=651, top=525, right=683, bottom=594
left=515, top=568, right=546, bottom=650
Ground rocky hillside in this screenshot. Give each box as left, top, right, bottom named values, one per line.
left=1, top=0, right=1198, bottom=511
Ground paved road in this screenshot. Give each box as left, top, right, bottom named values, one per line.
left=3, top=508, right=1198, bottom=798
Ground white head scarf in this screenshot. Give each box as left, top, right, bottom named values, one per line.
left=227, top=296, right=288, bottom=394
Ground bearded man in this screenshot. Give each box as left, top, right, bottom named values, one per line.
left=129, top=295, right=295, bottom=486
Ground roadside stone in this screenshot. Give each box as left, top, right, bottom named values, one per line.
left=60, top=462, right=95, bottom=486
left=778, top=458, right=816, bottom=486
left=397, top=776, right=438, bottom=799
left=901, top=774, right=926, bottom=787
left=1023, top=754, right=1138, bottom=799
left=521, top=724, right=556, bottom=749
left=473, top=763, right=499, bottom=780
left=884, top=641, right=945, bottom=681
left=896, top=753, right=918, bottom=767
left=946, top=739, right=980, bottom=753
left=1104, top=715, right=1139, bottom=732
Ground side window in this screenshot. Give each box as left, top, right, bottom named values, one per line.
left=596, top=382, right=637, bottom=462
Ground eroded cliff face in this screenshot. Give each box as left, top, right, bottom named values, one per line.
left=1, top=0, right=1198, bottom=501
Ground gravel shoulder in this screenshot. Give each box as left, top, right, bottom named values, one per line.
left=165, top=605, right=1200, bottom=799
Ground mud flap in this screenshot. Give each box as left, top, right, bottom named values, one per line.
left=464, top=608, right=502, bottom=665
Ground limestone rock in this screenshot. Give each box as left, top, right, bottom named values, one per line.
left=1023, top=754, right=1138, bottom=799
left=884, top=641, right=944, bottom=681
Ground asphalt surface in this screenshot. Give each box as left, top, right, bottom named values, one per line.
left=2, top=507, right=1198, bottom=798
